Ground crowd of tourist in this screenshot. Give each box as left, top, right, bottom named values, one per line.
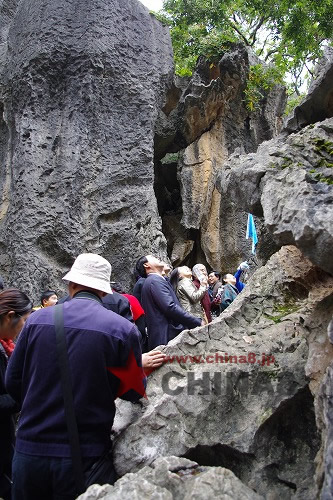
left=0, top=253, right=248, bottom=500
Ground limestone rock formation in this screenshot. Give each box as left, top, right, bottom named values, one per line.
left=218, top=118, right=333, bottom=275
left=284, top=47, right=333, bottom=134
left=0, top=0, right=173, bottom=299
left=316, top=362, right=333, bottom=499
left=112, top=246, right=333, bottom=499
left=154, top=44, right=286, bottom=273
left=78, top=457, right=262, bottom=500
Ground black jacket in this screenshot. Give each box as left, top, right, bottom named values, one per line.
left=102, top=292, right=133, bottom=323
left=58, top=292, right=133, bottom=323
left=132, top=277, right=145, bottom=306
left=0, top=343, right=18, bottom=496
left=142, top=274, right=201, bottom=350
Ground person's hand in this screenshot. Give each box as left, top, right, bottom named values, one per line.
left=213, top=296, right=221, bottom=305
left=142, top=350, right=166, bottom=370
left=238, top=261, right=249, bottom=271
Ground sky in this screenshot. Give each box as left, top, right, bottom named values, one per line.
left=138, top=0, right=163, bottom=11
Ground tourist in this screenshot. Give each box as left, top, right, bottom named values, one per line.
left=6, top=253, right=145, bottom=499
left=138, top=255, right=202, bottom=350
left=170, top=266, right=208, bottom=323
left=192, top=264, right=212, bottom=323
left=0, top=289, right=32, bottom=500
left=33, top=289, right=58, bottom=310
left=208, top=271, right=223, bottom=317
left=220, top=273, right=239, bottom=311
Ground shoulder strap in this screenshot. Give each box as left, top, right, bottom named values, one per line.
left=54, top=304, right=85, bottom=494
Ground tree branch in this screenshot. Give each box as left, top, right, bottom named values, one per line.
left=229, top=20, right=250, bottom=46
left=304, top=62, right=314, bottom=78
left=264, top=47, right=280, bottom=60
left=249, top=16, right=266, bottom=46
left=257, top=34, right=271, bottom=57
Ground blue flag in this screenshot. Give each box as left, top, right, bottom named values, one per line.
left=246, top=214, right=258, bottom=254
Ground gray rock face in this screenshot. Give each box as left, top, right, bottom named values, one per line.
left=0, top=0, right=173, bottom=299
left=112, top=246, right=333, bottom=499
left=218, top=118, right=333, bottom=275
left=284, top=47, right=333, bottom=133
left=154, top=44, right=286, bottom=272
left=78, top=456, right=262, bottom=500
left=317, top=363, right=333, bottom=500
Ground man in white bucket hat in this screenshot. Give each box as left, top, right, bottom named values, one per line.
left=63, top=253, right=113, bottom=295
left=7, top=253, right=145, bottom=499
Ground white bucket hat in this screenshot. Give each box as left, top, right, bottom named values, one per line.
left=62, top=253, right=112, bottom=294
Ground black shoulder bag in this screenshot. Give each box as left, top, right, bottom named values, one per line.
left=54, top=304, right=117, bottom=495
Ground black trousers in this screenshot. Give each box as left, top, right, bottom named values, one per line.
left=12, top=451, right=98, bottom=500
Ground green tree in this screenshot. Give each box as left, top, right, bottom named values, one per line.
left=156, top=0, right=333, bottom=95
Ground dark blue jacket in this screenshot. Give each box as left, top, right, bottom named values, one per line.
left=6, top=292, right=144, bottom=458
left=59, top=292, right=133, bottom=323
left=142, top=274, right=201, bottom=350
left=133, top=277, right=146, bottom=306
left=0, top=344, right=18, bottom=479
left=102, top=292, right=133, bottom=322
left=234, top=269, right=245, bottom=292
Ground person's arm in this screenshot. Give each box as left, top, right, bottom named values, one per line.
left=151, top=278, right=201, bottom=329
left=234, top=269, right=245, bottom=292
left=179, top=279, right=207, bottom=304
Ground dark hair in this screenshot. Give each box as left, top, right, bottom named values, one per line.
left=0, top=288, right=33, bottom=322
left=169, top=268, right=181, bottom=293
left=41, top=290, right=57, bottom=305
left=135, top=256, right=148, bottom=278
left=209, top=271, right=221, bottom=279
left=111, top=282, right=124, bottom=294
left=222, top=274, right=230, bottom=285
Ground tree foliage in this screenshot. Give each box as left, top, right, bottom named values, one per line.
left=156, top=0, right=333, bottom=95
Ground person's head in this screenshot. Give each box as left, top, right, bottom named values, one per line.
left=136, top=255, right=164, bottom=277
left=192, top=264, right=208, bottom=280
left=169, top=266, right=192, bottom=292
left=222, top=273, right=236, bottom=286
left=178, top=266, right=192, bottom=279
left=111, top=282, right=124, bottom=294
left=0, top=289, right=33, bottom=340
left=62, top=253, right=112, bottom=298
left=41, top=290, right=58, bottom=307
left=208, top=271, right=221, bottom=285
left=135, top=256, right=148, bottom=278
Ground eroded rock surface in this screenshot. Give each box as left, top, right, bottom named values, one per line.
left=78, top=456, right=262, bottom=500
left=112, top=246, right=333, bottom=499
left=154, top=45, right=286, bottom=272
left=218, top=118, right=333, bottom=275
left=0, top=0, right=173, bottom=299
left=284, top=47, right=333, bottom=133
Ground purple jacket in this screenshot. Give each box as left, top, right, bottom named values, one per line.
left=6, top=292, right=144, bottom=458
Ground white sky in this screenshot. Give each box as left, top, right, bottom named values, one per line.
left=138, top=0, right=163, bottom=11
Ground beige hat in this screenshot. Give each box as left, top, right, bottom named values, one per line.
left=62, top=253, right=112, bottom=294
